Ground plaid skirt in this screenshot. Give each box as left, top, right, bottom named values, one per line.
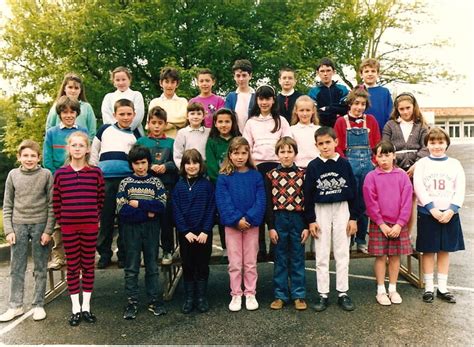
left=368, top=221, right=412, bottom=256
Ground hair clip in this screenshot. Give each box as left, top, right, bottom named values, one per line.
left=256, top=84, right=275, bottom=94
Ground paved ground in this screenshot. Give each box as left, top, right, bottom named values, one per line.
left=0, top=144, right=473, bottom=345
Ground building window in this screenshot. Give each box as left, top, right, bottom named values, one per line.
left=464, top=122, right=474, bottom=138
left=435, top=122, right=446, bottom=130
left=447, top=122, right=460, bottom=138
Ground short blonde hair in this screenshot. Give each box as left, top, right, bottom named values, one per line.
left=359, top=58, right=380, bottom=73
left=17, top=139, right=41, bottom=156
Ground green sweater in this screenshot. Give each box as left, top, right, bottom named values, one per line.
left=46, top=100, right=97, bottom=140
left=205, top=136, right=232, bottom=183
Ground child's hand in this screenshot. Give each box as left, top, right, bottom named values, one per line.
left=152, top=164, right=166, bottom=174
left=185, top=232, right=197, bottom=243
left=6, top=233, right=15, bottom=245
left=237, top=218, right=250, bottom=231
left=40, top=233, right=51, bottom=246
left=196, top=232, right=208, bottom=244
left=389, top=224, right=401, bottom=238
left=301, top=229, right=309, bottom=244
left=429, top=208, right=443, bottom=221
left=380, top=223, right=391, bottom=238
left=406, top=165, right=415, bottom=178
left=269, top=229, right=278, bottom=244
left=438, top=209, right=455, bottom=224
left=309, top=222, right=320, bottom=238
left=346, top=220, right=357, bottom=236
left=129, top=200, right=139, bottom=208
left=148, top=212, right=155, bottom=218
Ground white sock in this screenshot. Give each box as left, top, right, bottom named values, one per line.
left=338, top=292, right=347, bottom=298
left=82, top=292, right=92, bottom=312
left=437, top=273, right=448, bottom=293
left=71, top=294, right=81, bottom=314
left=319, top=293, right=328, bottom=298
left=424, top=273, right=434, bottom=293
left=377, top=285, right=386, bottom=295
left=388, top=283, right=397, bottom=293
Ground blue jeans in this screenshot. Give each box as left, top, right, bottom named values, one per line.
left=9, top=223, right=49, bottom=308
left=272, top=211, right=306, bottom=301
left=123, top=220, right=160, bottom=303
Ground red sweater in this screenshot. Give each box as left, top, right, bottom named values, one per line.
left=334, top=114, right=381, bottom=157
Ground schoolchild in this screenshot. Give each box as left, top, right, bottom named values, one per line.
left=101, top=66, right=145, bottom=135
left=277, top=67, right=303, bottom=124
left=137, top=106, right=178, bottom=265
left=414, top=127, right=465, bottom=304
left=52, top=132, right=105, bottom=326
left=45, top=72, right=97, bottom=140
left=243, top=85, right=292, bottom=261
left=205, top=108, right=241, bottom=263
left=290, top=95, right=321, bottom=168
left=117, top=145, right=167, bottom=319
left=307, top=57, right=349, bottom=127
left=359, top=58, right=393, bottom=133
left=303, top=126, right=359, bottom=312
left=266, top=137, right=309, bottom=310
left=189, top=68, right=225, bottom=128
left=334, top=86, right=381, bottom=253
left=215, top=137, right=266, bottom=312
left=90, top=99, right=141, bottom=269
left=172, top=149, right=215, bottom=314
left=0, top=140, right=53, bottom=322
left=148, top=66, right=188, bottom=138
left=363, top=141, right=413, bottom=306
left=173, top=102, right=210, bottom=168
left=224, top=59, right=256, bottom=133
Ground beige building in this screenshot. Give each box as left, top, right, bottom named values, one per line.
left=421, top=107, right=474, bottom=142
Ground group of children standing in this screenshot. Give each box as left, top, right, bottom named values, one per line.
left=0, top=56, right=465, bottom=325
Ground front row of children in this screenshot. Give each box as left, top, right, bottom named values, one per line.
left=1, top=120, right=465, bottom=324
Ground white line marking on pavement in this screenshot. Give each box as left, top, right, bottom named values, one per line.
left=0, top=309, right=33, bottom=337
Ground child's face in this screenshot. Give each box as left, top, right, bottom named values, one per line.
left=184, top=160, right=200, bottom=178
left=233, top=69, right=251, bottom=89
left=17, top=148, right=40, bottom=170
left=316, top=134, right=338, bottom=159
left=230, top=146, right=249, bottom=171
left=148, top=116, right=167, bottom=137
left=278, top=144, right=296, bottom=168
left=113, top=71, right=131, bottom=92
left=68, top=136, right=89, bottom=161
left=60, top=107, right=78, bottom=128
left=215, top=113, right=232, bottom=138
left=197, top=73, right=215, bottom=96
left=64, top=81, right=81, bottom=100
left=361, top=66, right=378, bottom=87
left=188, top=110, right=204, bottom=128
left=257, top=96, right=274, bottom=116
left=295, top=100, right=314, bottom=125
left=114, top=105, right=135, bottom=129
left=317, top=65, right=334, bottom=86
left=427, top=138, right=448, bottom=157
left=349, top=97, right=367, bottom=117
left=132, top=158, right=149, bottom=177
left=160, top=78, right=178, bottom=98
left=375, top=147, right=395, bottom=171
left=278, top=71, right=296, bottom=92
left=397, top=100, right=414, bottom=122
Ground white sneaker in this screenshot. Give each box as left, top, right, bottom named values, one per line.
left=357, top=243, right=368, bottom=254
left=33, top=307, right=47, bottom=321
left=161, top=252, right=173, bottom=265
left=48, top=259, right=65, bottom=270
left=376, top=293, right=391, bottom=306
left=389, top=291, right=403, bottom=304
left=228, top=296, right=242, bottom=312
left=245, top=295, right=259, bottom=311
left=0, top=307, right=24, bottom=322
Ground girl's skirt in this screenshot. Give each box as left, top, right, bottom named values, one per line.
left=368, top=221, right=412, bottom=256
left=416, top=212, right=464, bottom=253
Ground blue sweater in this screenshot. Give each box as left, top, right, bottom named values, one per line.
left=172, top=176, right=216, bottom=234
left=215, top=169, right=266, bottom=227
left=307, top=81, right=349, bottom=127
left=224, top=91, right=256, bottom=115
left=366, top=85, right=393, bottom=134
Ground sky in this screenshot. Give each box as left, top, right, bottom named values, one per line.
left=0, top=0, right=473, bottom=107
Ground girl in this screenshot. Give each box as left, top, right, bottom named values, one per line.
left=363, top=141, right=413, bottom=306
left=172, top=149, right=215, bottom=314
left=173, top=102, right=210, bottom=168
left=45, top=73, right=97, bottom=140
left=53, top=132, right=105, bottom=326
left=290, top=95, right=321, bottom=168
left=205, top=108, right=241, bottom=263
left=334, top=86, right=381, bottom=254
left=414, top=127, right=465, bottom=304
left=101, top=66, right=145, bottom=135
left=215, top=137, right=266, bottom=312
left=242, top=85, right=291, bottom=260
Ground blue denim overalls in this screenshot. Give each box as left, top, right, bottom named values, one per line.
left=344, top=115, right=373, bottom=246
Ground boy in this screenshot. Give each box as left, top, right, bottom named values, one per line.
left=303, top=127, right=359, bottom=312
left=0, top=140, right=54, bottom=322
left=136, top=106, right=178, bottom=265
left=43, top=96, right=88, bottom=270
left=117, top=145, right=167, bottom=319
left=148, top=67, right=188, bottom=138
left=277, top=67, right=303, bottom=124
left=189, top=68, right=225, bottom=128
left=308, top=57, right=349, bottom=128
left=224, top=59, right=256, bottom=133
left=265, top=137, right=309, bottom=311
left=90, top=99, right=141, bottom=269
left=359, top=58, right=393, bottom=134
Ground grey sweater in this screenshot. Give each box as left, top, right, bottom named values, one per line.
left=3, top=165, right=54, bottom=235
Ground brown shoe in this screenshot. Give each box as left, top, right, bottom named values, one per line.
left=270, top=299, right=284, bottom=310
left=294, top=299, right=307, bottom=310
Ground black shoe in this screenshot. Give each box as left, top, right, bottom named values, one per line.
left=97, top=257, right=111, bottom=269
left=68, top=312, right=81, bottom=326
left=338, top=295, right=355, bottom=311
left=220, top=256, right=229, bottom=265
left=123, top=301, right=138, bottom=320
left=148, top=302, right=167, bottom=316
left=196, top=280, right=209, bottom=313
left=437, top=289, right=456, bottom=303
left=82, top=311, right=97, bottom=323
left=314, top=296, right=329, bottom=312
left=422, top=291, right=434, bottom=303
left=257, top=251, right=267, bottom=263
left=117, top=260, right=125, bottom=269
left=182, top=282, right=195, bottom=314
